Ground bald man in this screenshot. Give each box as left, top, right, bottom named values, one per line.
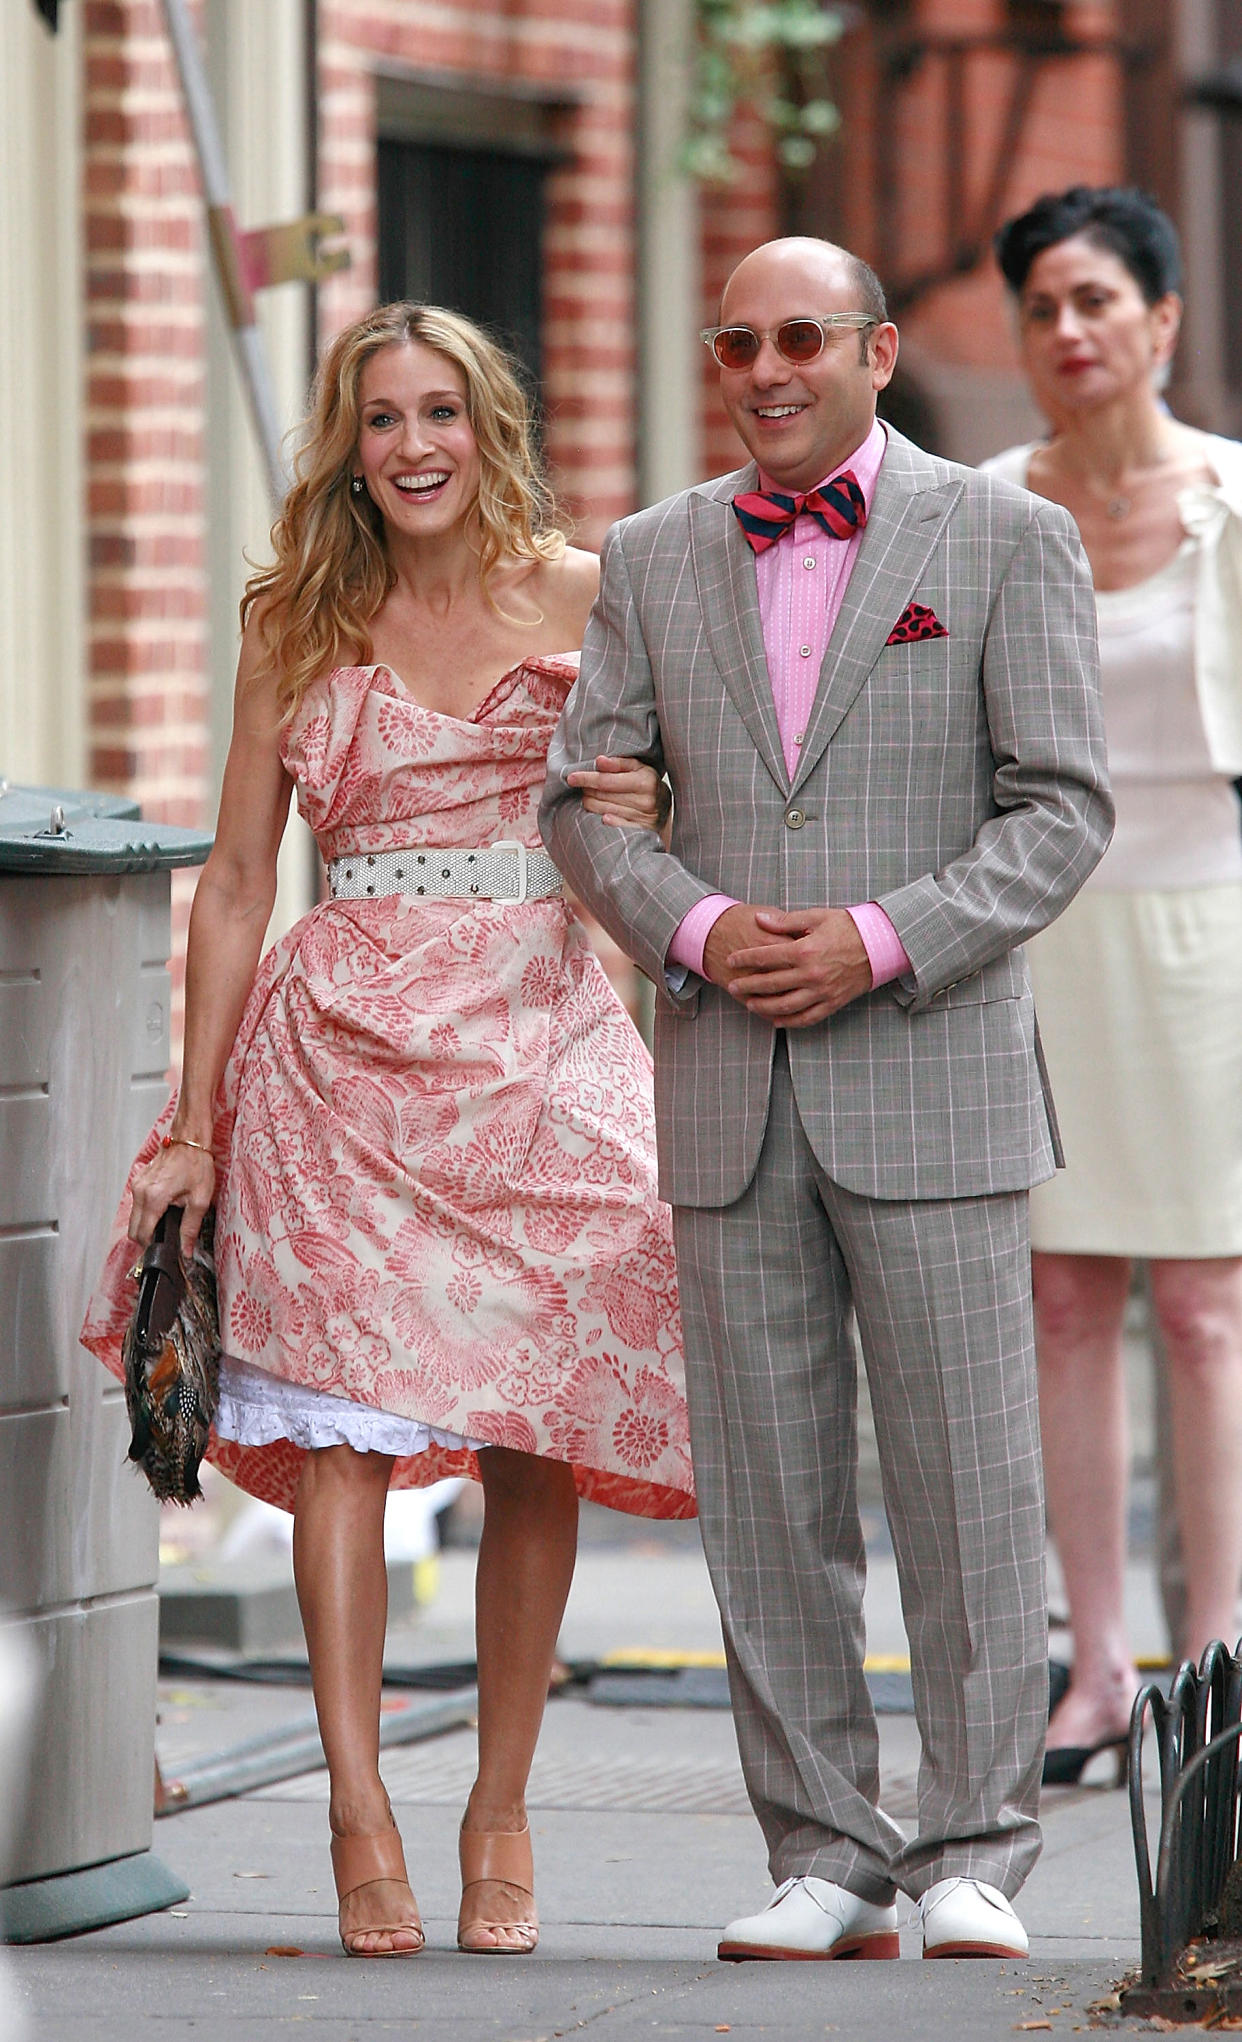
left=542, top=238, right=1111, bottom=1961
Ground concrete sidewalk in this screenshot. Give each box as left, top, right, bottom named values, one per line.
left=11, top=1707, right=1143, bottom=2042
left=11, top=1494, right=1165, bottom=2041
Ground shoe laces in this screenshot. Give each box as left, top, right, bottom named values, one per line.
left=921, top=1877, right=966, bottom=1912
left=769, top=1875, right=838, bottom=1920
left=919, top=1877, right=1008, bottom=1920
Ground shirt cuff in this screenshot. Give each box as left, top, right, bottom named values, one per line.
left=666, top=894, right=739, bottom=980
left=846, top=902, right=911, bottom=988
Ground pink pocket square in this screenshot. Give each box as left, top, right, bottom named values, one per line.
left=886, top=602, right=948, bottom=645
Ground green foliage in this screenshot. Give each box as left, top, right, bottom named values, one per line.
left=683, top=0, right=845, bottom=183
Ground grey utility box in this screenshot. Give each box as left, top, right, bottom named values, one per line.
left=0, top=784, right=212, bottom=1942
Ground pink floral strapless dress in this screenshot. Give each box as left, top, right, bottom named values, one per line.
left=81, top=658, right=693, bottom=1518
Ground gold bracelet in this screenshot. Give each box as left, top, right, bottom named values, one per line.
left=161, top=1134, right=212, bottom=1156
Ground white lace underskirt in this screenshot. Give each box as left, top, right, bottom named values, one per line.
left=214, top=1355, right=485, bottom=1458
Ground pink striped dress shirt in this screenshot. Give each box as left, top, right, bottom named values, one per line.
left=667, top=417, right=911, bottom=986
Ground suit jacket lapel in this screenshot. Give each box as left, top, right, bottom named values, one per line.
left=790, top=438, right=964, bottom=796
left=688, top=471, right=789, bottom=793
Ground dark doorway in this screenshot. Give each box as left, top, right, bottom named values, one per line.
left=377, top=140, right=550, bottom=394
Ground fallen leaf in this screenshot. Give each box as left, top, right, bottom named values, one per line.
left=1016, top=2024, right=1052, bottom=2033
left=265, top=1946, right=304, bottom=1958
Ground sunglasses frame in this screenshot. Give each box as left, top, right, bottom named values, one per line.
left=700, top=313, right=879, bottom=368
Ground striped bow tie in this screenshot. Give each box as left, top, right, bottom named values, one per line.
left=732, top=472, right=867, bottom=554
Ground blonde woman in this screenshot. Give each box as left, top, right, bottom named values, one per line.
left=83, top=304, right=691, bottom=1958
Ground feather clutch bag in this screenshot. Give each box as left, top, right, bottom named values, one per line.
left=123, top=1203, right=220, bottom=1505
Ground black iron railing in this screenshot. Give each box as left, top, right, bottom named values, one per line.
left=1130, top=1639, right=1242, bottom=1989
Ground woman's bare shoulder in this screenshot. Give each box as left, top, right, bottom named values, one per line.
left=533, top=545, right=600, bottom=638
left=546, top=544, right=600, bottom=597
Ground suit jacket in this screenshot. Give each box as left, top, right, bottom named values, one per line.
left=540, top=427, right=1113, bottom=1209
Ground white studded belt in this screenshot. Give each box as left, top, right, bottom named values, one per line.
left=326, top=840, right=563, bottom=905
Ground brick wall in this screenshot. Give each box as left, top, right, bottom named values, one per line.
left=83, top=0, right=210, bottom=1001
left=317, top=0, right=638, bottom=548
left=896, top=0, right=1123, bottom=376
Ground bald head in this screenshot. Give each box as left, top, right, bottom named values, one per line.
left=713, top=237, right=898, bottom=492
left=720, top=238, right=888, bottom=330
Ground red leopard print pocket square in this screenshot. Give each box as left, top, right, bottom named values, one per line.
left=886, top=602, right=948, bottom=645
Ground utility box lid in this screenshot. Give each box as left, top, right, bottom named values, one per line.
left=0, top=781, right=141, bottom=827
left=0, top=784, right=212, bottom=875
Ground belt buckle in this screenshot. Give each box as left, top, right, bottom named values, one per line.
left=490, top=840, right=528, bottom=903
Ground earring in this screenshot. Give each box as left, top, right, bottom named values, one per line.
left=350, top=475, right=365, bottom=496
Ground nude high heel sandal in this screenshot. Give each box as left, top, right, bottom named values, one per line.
left=330, top=1827, right=425, bottom=1957
left=457, top=1823, right=539, bottom=1954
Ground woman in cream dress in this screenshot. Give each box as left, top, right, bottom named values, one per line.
left=987, top=186, right=1242, bottom=1781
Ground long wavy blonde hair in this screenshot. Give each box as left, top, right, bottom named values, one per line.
left=242, top=303, right=566, bottom=717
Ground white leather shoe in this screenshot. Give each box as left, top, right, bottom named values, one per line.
left=718, top=1875, right=900, bottom=1962
left=919, top=1877, right=1029, bottom=1959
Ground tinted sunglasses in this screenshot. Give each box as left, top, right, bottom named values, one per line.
left=701, top=314, right=878, bottom=371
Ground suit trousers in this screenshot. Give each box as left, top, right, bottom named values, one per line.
left=672, top=1039, right=1047, bottom=1903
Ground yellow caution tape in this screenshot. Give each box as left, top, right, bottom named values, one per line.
left=599, top=1648, right=915, bottom=1674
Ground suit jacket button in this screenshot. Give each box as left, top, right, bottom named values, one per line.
left=785, top=808, right=806, bottom=829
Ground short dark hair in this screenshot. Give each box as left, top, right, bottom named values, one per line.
left=994, top=185, right=1183, bottom=305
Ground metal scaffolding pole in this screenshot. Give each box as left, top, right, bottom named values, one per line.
left=159, top=0, right=347, bottom=511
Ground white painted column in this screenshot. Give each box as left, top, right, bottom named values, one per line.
left=636, top=0, right=702, bottom=505
left=0, top=3, right=84, bottom=791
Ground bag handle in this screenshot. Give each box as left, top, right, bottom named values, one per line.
left=135, top=1205, right=186, bottom=1346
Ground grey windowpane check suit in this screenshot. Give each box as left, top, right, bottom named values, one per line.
left=541, top=427, right=1112, bottom=1902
